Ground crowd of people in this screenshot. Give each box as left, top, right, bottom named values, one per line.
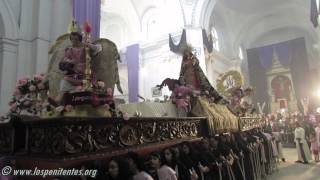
left=52, top=129, right=283, bottom=180
left=262, top=111, right=320, bottom=163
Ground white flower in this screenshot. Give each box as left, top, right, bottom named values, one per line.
left=97, top=81, right=105, bottom=88
left=55, top=106, right=65, bottom=113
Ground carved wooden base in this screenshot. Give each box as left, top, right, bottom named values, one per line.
left=0, top=115, right=206, bottom=171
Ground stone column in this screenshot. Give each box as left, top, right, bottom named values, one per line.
left=0, top=38, right=18, bottom=115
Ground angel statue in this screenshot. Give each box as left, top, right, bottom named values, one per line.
left=157, top=77, right=194, bottom=117
left=47, top=20, right=123, bottom=107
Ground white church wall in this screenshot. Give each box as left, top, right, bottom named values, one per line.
left=0, top=0, right=72, bottom=115
left=208, top=50, right=240, bottom=85
left=101, top=0, right=141, bottom=46
left=0, top=0, right=19, bottom=115
left=17, top=0, right=71, bottom=78
left=50, top=0, right=73, bottom=41
left=139, top=36, right=181, bottom=100
left=0, top=39, right=18, bottom=116
left=7, top=0, right=21, bottom=25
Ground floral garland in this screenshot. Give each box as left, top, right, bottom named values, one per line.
left=0, top=75, right=130, bottom=121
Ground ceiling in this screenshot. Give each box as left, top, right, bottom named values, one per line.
left=210, top=0, right=318, bottom=57
left=101, top=0, right=320, bottom=64
left=220, top=0, right=286, bottom=14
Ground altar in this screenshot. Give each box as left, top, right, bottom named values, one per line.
left=266, top=51, right=298, bottom=113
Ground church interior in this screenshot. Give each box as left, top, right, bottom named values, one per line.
left=0, top=0, right=320, bottom=179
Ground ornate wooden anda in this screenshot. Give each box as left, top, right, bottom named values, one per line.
left=0, top=116, right=206, bottom=159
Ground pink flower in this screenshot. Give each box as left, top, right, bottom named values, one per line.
left=64, top=105, right=74, bottom=112
left=37, top=83, right=45, bottom=90
left=8, top=101, right=15, bottom=106
left=34, top=74, right=44, bottom=82
left=103, top=104, right=110, bottom=110
left=75, top=86, right=84, bottom=92
left=18, top=78, right=28, bottom=87
left=29, top=85, right=36, bottom=92
left=14, top=88, right=21, bottom=95
left=35, top=102, right=43, bottom=111
left=91, top=95, right=100, bottom=106
left=23, top=100, right=31, bottom=106
left=10, top=103, right=17, bottom=111
left=13, top=88, right=22, bottom=99
left=106, top=88, right=113, bottom=96
left=97, top=81, right=105, bottom=88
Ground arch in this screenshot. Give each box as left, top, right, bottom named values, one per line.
left=205, top=2, right=233, bottom=55
left=210, top=27, right=220, bottom=51
left=250, top=26, right=315, bottom=48
left=0, top=0, right=19, bottom=39
left=198, top=0, right=217, bottom=29
left=141, top=7, right=161, bottom=40
left=232, top=5, right=316, bottom=51
left=100, top=11, right=129, bottom=48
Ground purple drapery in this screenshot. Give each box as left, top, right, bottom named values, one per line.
left=126, top=44, right=140, bottom=103
left=257, top=42, right=292, bottom=69
left=73, top=0, right=101, bottom=40
left=274, top=42, right=292, bottom=66
left=290, top=38, right=312, bottom=110
left=248, top=37, right=311, bottom=113
left=247, top=48, right=270, bottom=113
left=258, top=45, right=273, bottom=69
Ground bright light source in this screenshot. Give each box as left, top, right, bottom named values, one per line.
left=316, top=89, right=320, bottom=97
left=280, top=108, right=286, bottom=114
left=316, top=107, right=320, bottom=113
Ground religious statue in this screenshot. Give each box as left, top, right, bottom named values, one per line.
left=157, top=77, right=194, bottom=117
left=179, top=44, right=226, bottom=104
left=58, top=31, right=101, bottom=96
left=271, top=75, right=291, bottom=102
left=47, top=21, right=123, bottom=106
left=43, top=20, right=123, bottom=116
left=227, top=87, right=254, bottom=116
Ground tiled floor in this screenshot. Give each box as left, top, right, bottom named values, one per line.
left=268, top=148, right=320, bottom=180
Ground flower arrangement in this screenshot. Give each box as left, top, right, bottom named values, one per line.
left=3, top=75, right=128, bottom=120
left=8, top=74, right=51, bottom=115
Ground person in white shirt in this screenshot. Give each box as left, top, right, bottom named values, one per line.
left=272, top=131, right=285, bottom=162
left=150, top=152, right=177, bottom=180
left=315, top=123, right=320, bottom=162
left=294, top=122, right=312, bottom=163
left=127, top=152, right=154, bottom=180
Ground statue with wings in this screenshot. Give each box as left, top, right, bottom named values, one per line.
left=46, top=21, right=123, bottom=107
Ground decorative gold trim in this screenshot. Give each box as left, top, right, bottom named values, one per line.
left=216, top=70, right=244, bottom=96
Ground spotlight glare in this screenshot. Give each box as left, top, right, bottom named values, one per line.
left=316, top=89, right=320, bottom=97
